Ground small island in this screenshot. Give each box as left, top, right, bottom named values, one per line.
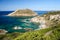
left=7, top=9, right=38, bottom=16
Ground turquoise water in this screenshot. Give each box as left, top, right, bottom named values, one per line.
left=0, top=16, right=39, bottom=33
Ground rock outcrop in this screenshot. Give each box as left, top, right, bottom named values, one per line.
left=30, top=14, right=60, bottom=29
left=30, top=16, right=48, bottom=29
left=7, top=9, right=37, bottom=16
left=0, top=29, right=8, bottom=35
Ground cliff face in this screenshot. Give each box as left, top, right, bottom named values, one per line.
left=30, top=13, right=60, bottom=29
left=30, top=16, right=48, bottom=29
left=7, top=9, right=37, bottom=16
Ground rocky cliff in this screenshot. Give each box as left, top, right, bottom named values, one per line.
left=7, top=9, right=37, bottom=16
left=30, top=11, right=60, bottom=29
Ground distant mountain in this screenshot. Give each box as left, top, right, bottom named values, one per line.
left=7, top=9, right=38, bottom=16
left=35, top=11, right=48, bottom=15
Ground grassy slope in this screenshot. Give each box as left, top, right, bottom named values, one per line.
left=13, top=25, right=60, bottom=40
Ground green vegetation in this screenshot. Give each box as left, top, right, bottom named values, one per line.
left=43, top=11, right=60, bottom=16
left=47, top=11, right=60, bottom=15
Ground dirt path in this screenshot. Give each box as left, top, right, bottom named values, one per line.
left=43, top=30, right=53, bottom=37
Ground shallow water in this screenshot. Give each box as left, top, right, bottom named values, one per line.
left=0, top=16, right=39, bottom=33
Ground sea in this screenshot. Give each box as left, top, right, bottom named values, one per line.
left=0, top=11, right=47, bottom=33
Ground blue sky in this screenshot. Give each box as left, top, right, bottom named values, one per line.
left=0, top=0, right=60, bottom=11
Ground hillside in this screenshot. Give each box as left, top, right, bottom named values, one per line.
left=7, top=9, right=37, bottom=16
left=43, top=11, right=60, bottom=16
